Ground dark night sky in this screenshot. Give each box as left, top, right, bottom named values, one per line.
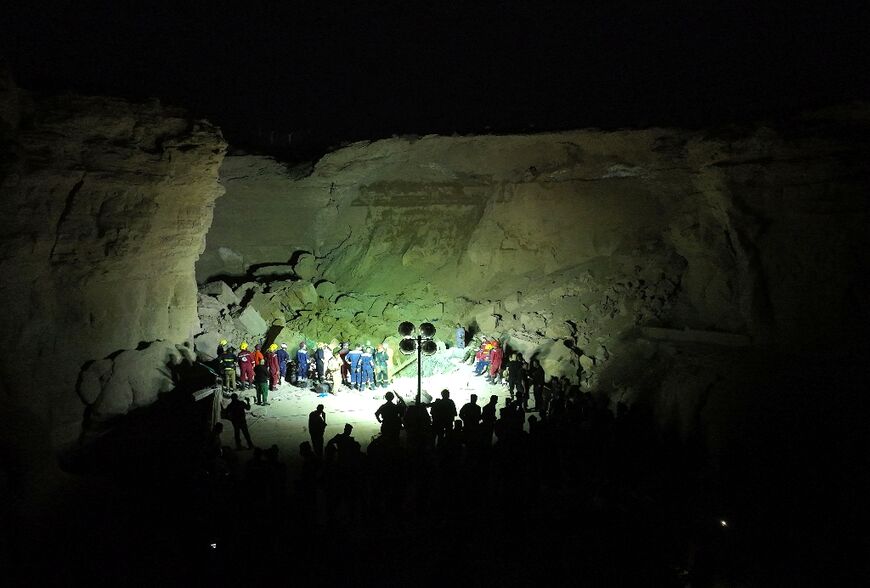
left=3, top=1, right=869, bottom=154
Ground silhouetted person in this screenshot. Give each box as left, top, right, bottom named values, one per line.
left=459, top=394, right=482, bottom=441
left=326, top=423, right=357, bottom=463
left=431, top=389, right=457, bottom=444
left=529, top=358, right=545, bottom=411
left=481, top=394, right=499, bottom=445
left=507, top=353, right=525, bottom=400
left=308, top=404, right=327, bottom=456
left=375, top=391, right=403, bottom=442
left=404, top=401, right=432, bottom=450
left=226, top=393, right=253, bottom=450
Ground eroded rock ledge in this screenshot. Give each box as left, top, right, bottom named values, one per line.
left=0, top=77, right=226, bottom=468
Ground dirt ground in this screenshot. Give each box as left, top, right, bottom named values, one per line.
left=224, top=352, right=517, bottom=466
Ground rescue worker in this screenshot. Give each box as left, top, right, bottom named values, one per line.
left=314, top=343, right=326, bottom=382
left=225, top=393, right=253, bottom=450
left=338, top=342, right=350, bottom=385
left=488, top=340, right=504, bottom=383
left=276, top=343, right=290, bottom=383
left=252, top=343, right=265, bottom=368
left=359, top=346, right=375, bottom=391
left=217, top=338, right=228, bottom=358
left=475, top=340, right=493, bottom=375
left=218, top=345, right=238, bottom=392
left=346, top=344, right=363, bottom=390
left=373, top=344, right=389, bottom=387
left=237, top=342, right=255, bottom=389
left=375, top=391, right=403, bottom=442
left=297, top=342, right=309, bottom=383
left=254, top=359, right=270, bottom=405
left=327, top=348, right=342, bottom=391
left=455, top=324, right=465, bottom=349
left=266, top=343, right=280, bottom=391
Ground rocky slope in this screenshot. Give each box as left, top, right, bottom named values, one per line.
left=0, top=75, right=226, bottom=486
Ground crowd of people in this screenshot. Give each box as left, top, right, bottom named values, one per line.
left=215, top=338, right=396, bottom=402
left=197, top=360, right=700, bottom=583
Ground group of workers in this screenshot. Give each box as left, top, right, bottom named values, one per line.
left=216, top=338, right=395, bottom=403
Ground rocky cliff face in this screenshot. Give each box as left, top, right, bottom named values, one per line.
left=0, top=78, right=226, bottom=483
left=198, top=111, right=869, bottom=451
left=201, top=112, right=869, bottom=355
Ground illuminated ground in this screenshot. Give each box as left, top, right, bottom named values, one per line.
left=230, top=351, right=517, bottom=464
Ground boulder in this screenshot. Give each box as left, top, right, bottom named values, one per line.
left=253, top=264, right=294, bottom=278
left=293, top=253, right=318, bottom=280
left=194, top=331, right=223, bottom=359
left=200, top=280, right=239, bottom=307
left=315, top=280, right=336, bottom=299
left=234, top=306, right=268, bottom=337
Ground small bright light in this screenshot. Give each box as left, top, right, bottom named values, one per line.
left=210, top=543, right=217, bottom=549
left=720, top=520, right=728, bottom=527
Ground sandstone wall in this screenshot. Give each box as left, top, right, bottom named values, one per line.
left=0, top=80, right=226, bottom=484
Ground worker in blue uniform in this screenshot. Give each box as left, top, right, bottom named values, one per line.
left=359, top=346, right=375, bottom=391
left=346, top=344, right=363, bottom=389
left=297, top=342, right=309, bottom=383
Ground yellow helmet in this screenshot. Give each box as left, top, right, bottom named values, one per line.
left=239, top=341, right=248, bottom=350
left=220, top=339, right=228, bottom=346
left=269, top=343, right=278, bottom=352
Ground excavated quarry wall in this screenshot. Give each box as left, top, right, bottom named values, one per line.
left=198, top=111, right=869, bottom=456
left=0, top=76, right=226, bottom=486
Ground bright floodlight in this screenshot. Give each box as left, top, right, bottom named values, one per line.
left=398, top=321, right=415, bottom=337
left=420, top=322, right=436, bottom=338
left=421, top=339, right=438, bottom=355
left=399, top=338, right=417, bottom=354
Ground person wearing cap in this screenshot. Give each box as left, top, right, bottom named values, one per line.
left=218, top=345, right=238, bottom=392
left=237, top=342, right=255, bottom=389
left=265, top=343, right=280, bottom=391
left=276, top=343, right=290, bottom=384
left=296, top=342, right=310, bottom=383
left=252, top=343, right=265, bottom=368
